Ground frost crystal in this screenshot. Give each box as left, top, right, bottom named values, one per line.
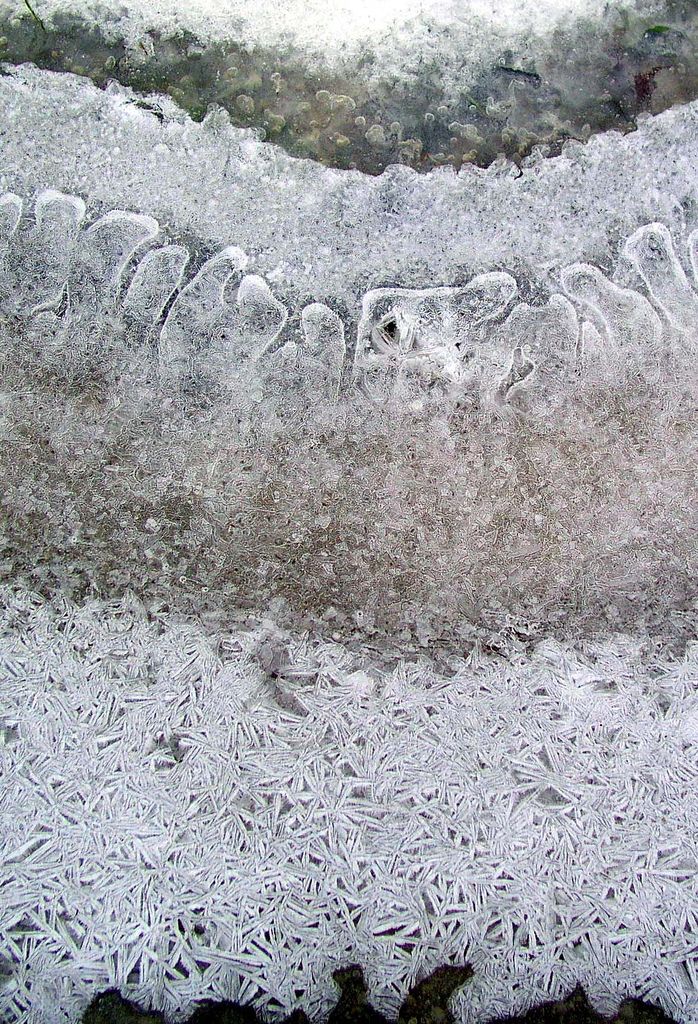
left=1, top=587, right=698, bottom=1024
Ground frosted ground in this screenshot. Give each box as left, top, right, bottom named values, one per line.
left=0, top=2, right=698, bottom=1024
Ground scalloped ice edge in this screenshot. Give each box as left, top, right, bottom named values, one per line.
left=0, top=64, right=697, bottom=310
left=0, top=62, right=697, bottom=644
left=1, top=186, right=697, bottom=412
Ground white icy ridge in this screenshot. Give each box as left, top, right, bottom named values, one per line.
left=1, top=65, right=698, bottom=305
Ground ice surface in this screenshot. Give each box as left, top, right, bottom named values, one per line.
left=0, top=192, right=22, bottom=249
left=122, top=244, right=190, bottom=341
left=158, top=247, right=248, bottom=375
left=1, top=584, right=698, bottom=1024
left=0, top=62, right=697, bottom=1024
left=559, top=263, right=663, bottom=378
left=624, top=222, right=698, bottom=339
left=1, top=177, right=697, bottom=641
left=299, top=304, right=346, bottom=403
left=482, top=295, right=579, bottom=413
left=1, top=66, right=697, bottom=310
left=354, top=274, right=519, bottom=404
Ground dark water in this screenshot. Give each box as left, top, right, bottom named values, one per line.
left=1, top=1, right=697, bottom=173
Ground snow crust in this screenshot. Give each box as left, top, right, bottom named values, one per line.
left=0, top=0, right=666, bottom=67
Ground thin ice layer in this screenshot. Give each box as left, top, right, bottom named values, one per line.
left=0, top=65, right=697, bottom=310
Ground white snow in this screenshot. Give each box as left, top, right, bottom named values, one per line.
left=0, top=0, right=666, bottom=61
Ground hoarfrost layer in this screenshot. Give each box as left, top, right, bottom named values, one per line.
left=1, top=585, right=698, bottom=1024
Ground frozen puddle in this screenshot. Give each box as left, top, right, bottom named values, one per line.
left=0, top=52, right=697, bottom=1024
